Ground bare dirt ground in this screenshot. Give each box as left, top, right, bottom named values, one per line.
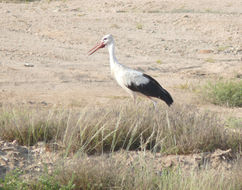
left=0, top=0, right=241, bottom=115
left=0, top=140, right=236, bottom=179
left=0, top=0, right=241, bottom=180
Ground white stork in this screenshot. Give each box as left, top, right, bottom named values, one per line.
left=88, top=34, right=173, bottom=107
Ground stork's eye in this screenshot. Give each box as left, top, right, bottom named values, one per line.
left=103, top=38, right=107, bottom=40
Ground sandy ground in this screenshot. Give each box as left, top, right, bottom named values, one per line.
left=0, top=0, right=241, bottom=114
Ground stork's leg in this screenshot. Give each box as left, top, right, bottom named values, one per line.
left=124, top=87, right=137, bottom=105
left=131, top=92, right=137, bottom=104
left=147, top=96, right=157, bottom=109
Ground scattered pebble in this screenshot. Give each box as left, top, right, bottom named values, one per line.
left=53, top=9, right=60, bottom=13
left=24, top=63, right=34, bottom=67
left=41, top=101, right=48, bottom=106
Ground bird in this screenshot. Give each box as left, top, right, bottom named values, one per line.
left=88, top=34, right=173, bottom=107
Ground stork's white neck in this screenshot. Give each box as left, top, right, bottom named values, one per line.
left=107, top=42, right=117, bottom=64
left=107, top=42, right=123, bottom=74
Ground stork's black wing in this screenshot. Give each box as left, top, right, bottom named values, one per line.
left=126, top=73, right=173, bottom=106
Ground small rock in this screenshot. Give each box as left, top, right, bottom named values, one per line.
left=2, top=147, right=15, bottom=151
left=41, top=101, right=48, bottom=106
left=12, top=140, right=18, bottom=145
left=3, top=142, right=9, bottom=147
left=28, top=101, right=35, bottom=104
left=24, top=63, right=34, bottom=67
left=1, top=156, right=9, bottom=162
left=53, top=9, right=60, bottom=13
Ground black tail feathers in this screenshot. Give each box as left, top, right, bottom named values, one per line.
left=159, top=88, right=173, bottom=106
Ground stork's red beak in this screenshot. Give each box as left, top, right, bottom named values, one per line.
left=88, top=42, right=105, bottom=55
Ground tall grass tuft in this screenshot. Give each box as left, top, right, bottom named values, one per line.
left=0, top=108, right=57, bottom=146
left=0, top=103, right=241, bottom=155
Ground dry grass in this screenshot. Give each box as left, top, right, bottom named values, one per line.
left=0, top=102, right=241, bottom=155
left=7, top=153, right=237, bottom=190
left=51, top=155, right=242, bottom=190
left=2, top=153, right=241, bottom=190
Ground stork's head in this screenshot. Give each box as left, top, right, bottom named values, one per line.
left=88, top=34, right=113, bottom=55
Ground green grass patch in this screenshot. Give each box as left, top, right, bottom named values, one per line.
left=1, top=158, right=242, bottom=190
left=205, top=57, right=215, bottom=63
left=202, top=80, right=242, bottom=107
left=156, top=60, right=163, bottom=64
left=0, top=169, right=29, bottom=190
left=217, top=46, right=230, bottom=52
left=226, top=117, right=242, bottom=129
left=136, top=23, right=143, bottom=30
left=0, top=169, right=75, bottom=190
